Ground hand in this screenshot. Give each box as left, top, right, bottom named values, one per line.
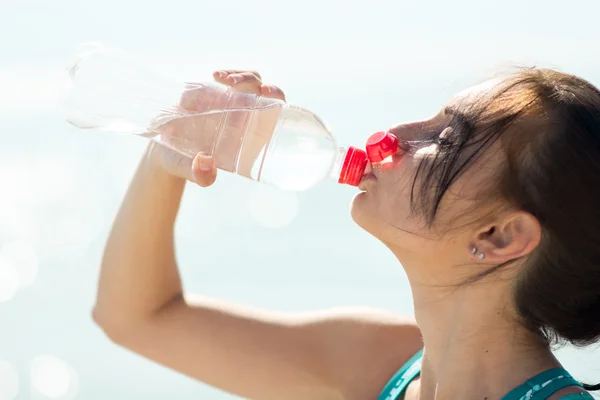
left=150, top=70, right=286, bottom=187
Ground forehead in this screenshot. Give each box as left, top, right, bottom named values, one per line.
left=447, top=78, right=504, bottom=110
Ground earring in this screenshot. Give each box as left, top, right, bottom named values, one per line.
left=472, top=247, right=485, bottom=259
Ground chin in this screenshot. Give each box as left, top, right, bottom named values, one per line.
left=350, top=192, right=421, bottom=253
left=350, top=191, right=380, bottom=235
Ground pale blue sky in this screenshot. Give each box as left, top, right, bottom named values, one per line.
left=0, top=0, right=599, bottom=399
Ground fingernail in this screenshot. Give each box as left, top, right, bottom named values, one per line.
left=231, top=76, right=239, bottom=84
left=216, top=71, right=226, bottom=78
left=194, top=154, right=213, bottom=171
left=265, top=85, right=274, bottom=93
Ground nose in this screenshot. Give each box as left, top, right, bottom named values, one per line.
left=388, top=121, right=428, bottom=142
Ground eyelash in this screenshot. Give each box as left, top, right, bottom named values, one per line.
left=397, top=129, right=451, bottom=149
left=436, top=136, right=452, bottom=146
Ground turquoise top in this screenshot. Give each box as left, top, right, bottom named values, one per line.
left=377, top=349, right=594, bottom=400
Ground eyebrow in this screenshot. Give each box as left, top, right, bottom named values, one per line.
left=444, top=106, right=472, bottom=128
left=444, top=106, right=462, bottom=118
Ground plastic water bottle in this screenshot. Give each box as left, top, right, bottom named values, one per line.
left=62, top=44, right=399, bottom=191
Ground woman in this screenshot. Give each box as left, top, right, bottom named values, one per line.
left=93, top=68, right=599, bottom=399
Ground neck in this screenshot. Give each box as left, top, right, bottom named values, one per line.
left=400, top=255, right=560, bottom=399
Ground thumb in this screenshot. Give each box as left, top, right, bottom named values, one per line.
left=191, top=153, right=217, bottom=187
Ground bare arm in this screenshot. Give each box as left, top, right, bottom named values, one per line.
left=93, top=73, right=423, bottom=400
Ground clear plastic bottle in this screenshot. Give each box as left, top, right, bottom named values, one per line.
left=62, top=44, right=398, bottom=191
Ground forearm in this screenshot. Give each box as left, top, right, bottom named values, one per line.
left=94, top=142, right=187, bottom=327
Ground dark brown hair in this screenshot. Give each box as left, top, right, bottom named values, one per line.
left=412, top=68, right=600, bottom=390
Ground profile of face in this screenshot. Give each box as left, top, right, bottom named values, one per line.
left=351, top=80, right=522, bottom=278
left=352, top=67, right=600, bottom=358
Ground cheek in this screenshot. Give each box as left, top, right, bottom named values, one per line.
left=352, top=150, right=455, bottom=235
left=377, top=154, right=423, bottom=207
left=354, top=167, right=421, bottom=231
left=420, top=170, right=487, bottom=231
left=373, top=176, right=411, bottom=224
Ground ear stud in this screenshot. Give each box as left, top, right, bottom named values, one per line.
left=472, top=247, right=485, bottom=259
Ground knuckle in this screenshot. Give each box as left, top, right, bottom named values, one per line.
left=178, top=89, right=196, bottom=109
left=268, top=85, right=286, bottom=101
left=240, top=72, right=260, bottom=82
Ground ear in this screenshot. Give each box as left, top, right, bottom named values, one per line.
left=472, top=211, right=541, bottom=263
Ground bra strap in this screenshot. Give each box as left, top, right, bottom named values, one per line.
left=559, top=394, right=595, bottom=399
left=377, top=349, right=423, bottom=400
left=502, top=368, right=582, bottom=400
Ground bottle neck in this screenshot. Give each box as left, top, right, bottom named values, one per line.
left=333, top=146, right=368, bottom=186
left=330, top=147, right=348, bottom=179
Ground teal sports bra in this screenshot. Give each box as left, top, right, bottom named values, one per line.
left=377, top=349, right=594, bottom=400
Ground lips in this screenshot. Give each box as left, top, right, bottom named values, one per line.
left=363, top=161, right=373, bottom=175
left=360, top=173, right=376, bottom=182
left=361, top=162, right=375, bottom=179
left=358, top=171, right=376, bottom=191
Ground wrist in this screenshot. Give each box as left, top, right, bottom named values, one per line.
left=142, top=142, right=187, bottom=185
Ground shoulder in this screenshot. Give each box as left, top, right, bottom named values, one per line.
left=294, top=306, right=422, bottom=400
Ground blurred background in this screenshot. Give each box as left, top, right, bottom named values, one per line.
left=0, top=0, right=599, bottom=398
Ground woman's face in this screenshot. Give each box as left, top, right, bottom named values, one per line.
left=351, top=81, right=504, bottom=270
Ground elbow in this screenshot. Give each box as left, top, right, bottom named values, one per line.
left=92, top=305, right=137, bottom=345
left=91, top=297, right=179, bottom=346
left=92, top=293, right=184, bottom=345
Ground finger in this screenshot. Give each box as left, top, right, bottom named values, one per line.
left=191, top=153, right=217, bottom=187
left=213, top=70, right=262, bottom=83
left=226, top=71, right=260, bottom=86
left=213, top=71, right=262, bottom=96
left=231, top=81, right=263, bottom=95
left=260, top=84, right=286, bottom=102
left=213, top=71, right=263, bottom=95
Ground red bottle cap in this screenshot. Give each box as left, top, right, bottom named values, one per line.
left=338, top=146, right=368, bottom=186
left=366, top=131, right=399, bottom=163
